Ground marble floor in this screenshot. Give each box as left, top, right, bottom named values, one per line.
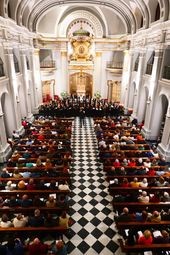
left=64, top=117, right=124, bottom=254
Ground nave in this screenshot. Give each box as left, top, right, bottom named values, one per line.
left=65, top=117, right=122, bottom=254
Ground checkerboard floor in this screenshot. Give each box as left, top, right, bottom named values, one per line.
left=64, top=117, right=124, bottom=254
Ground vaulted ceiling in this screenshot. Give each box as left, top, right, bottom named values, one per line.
left=1, top=0, right=169, bottom=37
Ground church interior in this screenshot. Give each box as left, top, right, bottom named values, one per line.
left=0, top=0, right=170, bottom=254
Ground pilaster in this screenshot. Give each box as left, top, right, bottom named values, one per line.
left=61, top=51, right=68, bottom=93
left=142, top=49, right=163, bottom=140
left=29, top=48, right=41, bottom=113
left=20, top=47, right=33, bottom=119
left=94, top=51, right=102, bottom=97
left=121, top=50, right=134, bottom=109
left=4, top=46, right=23, bottom=134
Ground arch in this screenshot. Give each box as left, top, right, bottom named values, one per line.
left=26, top=0, right=136, bottom=34
left=159, top=94, right=169, bottom=141
left=69, top=72, right=93, bottom=97
left=150, top=93, right=169, bottom=141
left=58, top=10, right=104, bottom=38
left=128, top=81, right=136, bottom=109
left=0, top=92, right=16, bottom=137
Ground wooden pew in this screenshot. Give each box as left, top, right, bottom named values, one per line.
left=112, top=202, right=170, bottom=212
left=116, top=220, right=170, bottom=230
left=109, top=186, right=170, bottom=194
left=0, top=206, right=69, bottom=214
left=118, top=238, right=170, bottom=253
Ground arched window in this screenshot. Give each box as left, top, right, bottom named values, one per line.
left=155, top=3, right=160, bottom=21
left=7, top=3, right=12, bottom=19
left=0, top=58, right=5, bottom=77
left=13, top=53, right=20, bottom=73
left=140, top=16, right=143, bottom=28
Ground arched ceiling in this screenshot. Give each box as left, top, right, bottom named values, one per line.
left=1, top=0, right=169, bottom=36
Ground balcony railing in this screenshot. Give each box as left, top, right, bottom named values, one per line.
left=145, top=64, right=153, bottom=75
left=40, top=60, right=56, bottom=69
left=163, top=66, right=170, bottom=80
left=106, top=62, right=123, bottom=69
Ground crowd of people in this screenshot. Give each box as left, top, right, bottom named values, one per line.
left=95, top=114, right=170, bottom=251
left=39, top=96, right=124, bottom=117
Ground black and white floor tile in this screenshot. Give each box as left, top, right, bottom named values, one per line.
left=64, top=117, right=124, bottom=254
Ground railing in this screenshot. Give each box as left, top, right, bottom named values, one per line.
left=106, top=62, right=123, bottom=69
left=163, top=66, right=170, bottom=80
left=40, top=60, right=56, bottom=68
left=145, top=63, right=153, bottom=75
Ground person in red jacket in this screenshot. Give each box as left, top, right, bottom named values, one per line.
left=113, top=159, right=120, bottom=167
left=138, top=230, right=153, bottom=245
left=28, top=238, right=49, bottom=255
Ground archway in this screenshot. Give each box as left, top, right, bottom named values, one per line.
left=1, top=92, right=16, bottom=137
left=159, top=95, right=169, bottom=140
left=128, top=82, right=136, bottom=109
left=150, top=94, right=169, bottom=141
left=69, top=72, right=93, bottom=97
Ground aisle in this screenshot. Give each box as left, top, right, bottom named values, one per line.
left=64, top=117, right=122, bottom=254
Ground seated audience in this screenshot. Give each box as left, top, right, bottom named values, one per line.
left=13, top=213, right=28, bottom=228
left=28, top=238, right=48, bottom=255
left=28, top=209, right=44, bottom=227
left=137, top=230, right=153, bottom=244
left=51, top=240, right=67, bottom=255
left=138, top=191, right=149, bottom=203
left=0, top=213, right=13, bottom=227
left=154, top=230, right=170, bottom=244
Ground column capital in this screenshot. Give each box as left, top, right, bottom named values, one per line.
left=4, top=47, right=13, bottom=55
left=61, top=51, right=67, bottom=57
left=154, top=50, right=163, bottom=58
left=96, top=52, right=102, bottom=57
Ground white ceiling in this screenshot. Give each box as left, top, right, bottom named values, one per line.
left=1, top=0, right=169, bottom=37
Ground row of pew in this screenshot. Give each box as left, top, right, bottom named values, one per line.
left=0, top=117, right=74, bottom=242
left=95, top=116, right=170, bottom=254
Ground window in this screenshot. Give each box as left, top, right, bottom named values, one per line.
left=140, top=17, right=143, bottom=28
left=0, top=58, right=5, bottom=77
left=155, top=3, right=160, bottom=21
left=7, top=3, right=12, bottom=19
left=13, top=53, right=20, bottom=73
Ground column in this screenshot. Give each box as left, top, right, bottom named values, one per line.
left=4, top=46, right=23, bottom=134
left=142, top=50, right=163, bottom=139
left=121, top=50, right=134, bottom=109
left=29, top=48, right=41, bottom=113
left=131, top=51, right=146, bottom=119
left=107, top=81, right=113, bottom=102
left=20, top=48, right=33, bottom=120
left=61, top=51, right=68, bottom=94
left=94, top=52, right=102, bottom=97
left=157, top=107, right=170, bottom=161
